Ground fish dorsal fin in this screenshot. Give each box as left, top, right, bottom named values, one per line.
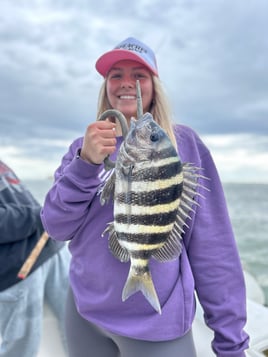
left=152, top=227, right=183, bottom=262
left=153, top=163, right=208, bottom=262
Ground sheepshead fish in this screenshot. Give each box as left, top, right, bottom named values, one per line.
left=100, top=113, right=203, bottom=314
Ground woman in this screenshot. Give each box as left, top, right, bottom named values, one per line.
left=41, top=37, right=249, bottom=356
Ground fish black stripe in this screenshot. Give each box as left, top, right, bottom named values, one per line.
left=130, top=250, right=157, bottom=259
left=115, top=210, right=178, bottom=226
left=131, top=161, right=182, bottom=182
left=150, top=146, right=178, bottom=161
left=117, top=232, right=169, bottom=244
left=117, top=184, right=183, bottom=206
left=132, top=265, right=150, bottom=274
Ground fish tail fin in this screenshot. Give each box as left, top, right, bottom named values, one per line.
left=122, top=266, right=161, bottom=314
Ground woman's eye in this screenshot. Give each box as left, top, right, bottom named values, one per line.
left=111, top=74, right=121, bottom=79
left=134, top=73, right=145, bottom=79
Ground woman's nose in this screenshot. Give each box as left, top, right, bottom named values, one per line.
left=120, top=79, right=135, bottom=88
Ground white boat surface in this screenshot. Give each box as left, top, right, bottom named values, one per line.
left=34, top=270, right=268, bottom=356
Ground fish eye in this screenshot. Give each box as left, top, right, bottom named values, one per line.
left=150, top=132, right=159, bottom=142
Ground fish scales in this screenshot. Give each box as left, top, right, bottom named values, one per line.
left=116, top=211, right=178, bottom=227
left=116, top=189, right=182, bottom=207
left=100, top=112, right=205, bottom=314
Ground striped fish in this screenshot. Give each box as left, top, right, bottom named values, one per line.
left=100, top=113, right=204, bottom=314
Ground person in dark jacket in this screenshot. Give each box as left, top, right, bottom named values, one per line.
left=0, top=160, right=70, bottom=357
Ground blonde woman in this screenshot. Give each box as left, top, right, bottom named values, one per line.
left=41, top=37, right=249, bottom=357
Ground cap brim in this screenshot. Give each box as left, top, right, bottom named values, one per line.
left=95, top=49, right=158, bottom=77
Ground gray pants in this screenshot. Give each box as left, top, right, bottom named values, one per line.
left=65, top=289, right=197, bottom=357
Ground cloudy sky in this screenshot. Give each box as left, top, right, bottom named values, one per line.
left=1, top=0, right=268, bottom=183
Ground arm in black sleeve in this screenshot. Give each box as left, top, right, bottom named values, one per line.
left=0, top=203, right=42, bottom=244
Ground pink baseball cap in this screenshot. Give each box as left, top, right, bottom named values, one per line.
left=95, top=37, right=158, bottom=77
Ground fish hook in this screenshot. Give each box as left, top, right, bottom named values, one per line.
left=97, top=109, right=128, bottom=170
left=97, top=80, right=143, bottom=171
left=136, top=80, right=143, bottom=120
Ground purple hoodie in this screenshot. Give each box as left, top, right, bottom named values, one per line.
left=41, top=124, right=249, bottom=356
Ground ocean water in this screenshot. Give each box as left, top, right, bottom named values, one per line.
left=24, top=179, right=268, bottom=305
left=223, top=182, right=268, bottom=305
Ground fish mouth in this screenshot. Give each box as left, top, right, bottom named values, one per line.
left=127, top=113, right=155, bottom=134
left=135, top=112, right=155, bottom=127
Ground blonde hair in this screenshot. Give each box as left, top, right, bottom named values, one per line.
left=96, top=76, right=177, bottom=149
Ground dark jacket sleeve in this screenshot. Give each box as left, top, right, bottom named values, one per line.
left=0, top=203, right=42, bottom=244
left=0, top=160, right=65, bottom=291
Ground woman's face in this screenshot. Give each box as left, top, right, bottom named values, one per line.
left=106, top=60, right=154, bottom=121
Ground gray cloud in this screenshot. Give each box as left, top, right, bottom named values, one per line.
left=1, top=0, right=268, bottom=181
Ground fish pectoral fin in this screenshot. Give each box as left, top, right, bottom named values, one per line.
left=100, top=171, right=116, bottom=205
left=122, top=267, right=161, bottom=314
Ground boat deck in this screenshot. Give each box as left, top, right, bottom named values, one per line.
left=38, top=296, right=268, bottom=357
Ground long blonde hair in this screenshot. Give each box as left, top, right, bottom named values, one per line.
left=96, top=76, right=177, bottom=149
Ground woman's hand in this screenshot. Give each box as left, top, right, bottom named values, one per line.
left=80, top=120, right=116, bottom=165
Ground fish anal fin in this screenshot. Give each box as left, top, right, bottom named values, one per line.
left=102, top=222, right=130, bottom=262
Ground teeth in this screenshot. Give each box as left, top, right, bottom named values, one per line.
left=120, top=96, right=135, bottom=99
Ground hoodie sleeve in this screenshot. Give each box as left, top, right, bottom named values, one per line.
left=41, top=138, right=104, bottom=241
left=186, top=149, right=249, bottom=356
left=175, top=125, right=249, bottom=356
